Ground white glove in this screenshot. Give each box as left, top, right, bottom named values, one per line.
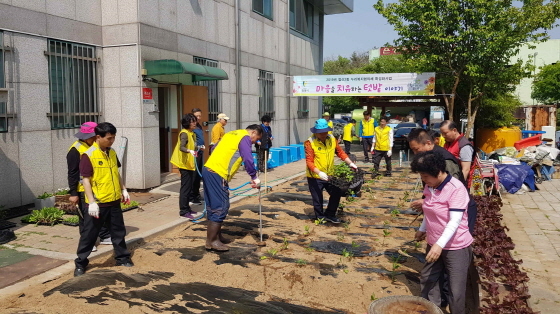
left=88, top=202, right=99, bottom=218
left=188, top=150, right=197, bottom=157
left=318, top=172, right=329, bottom=181
left=387, top=150, right=392, bottom=158
left=252, top=178, right=261, bottom=189
left=122, top=189, right=130, bottom=205
left=348, top=163, right=358, bottom=170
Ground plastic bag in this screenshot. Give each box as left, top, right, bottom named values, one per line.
left=496, top=164, right=531, bottom=194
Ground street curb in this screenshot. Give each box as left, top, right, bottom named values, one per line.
left=0, top=171, right=306, bottom=300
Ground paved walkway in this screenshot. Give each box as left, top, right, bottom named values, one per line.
left=501, top=179, right=560, bottom=313
left=0, top=159, right=307, bottom=296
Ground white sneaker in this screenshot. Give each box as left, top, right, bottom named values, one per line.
left=99, top=238, right=112, bottom=245
left=92, top=246, right=97, bottom=252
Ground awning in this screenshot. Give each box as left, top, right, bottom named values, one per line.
left=144, top=59, right=229, bottom=82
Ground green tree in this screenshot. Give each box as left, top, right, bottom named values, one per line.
left=532, top=62, right=560, bottom=105
left=476, top=93, right=523, bottom=129
left=374, top=0, right=560, bottom=137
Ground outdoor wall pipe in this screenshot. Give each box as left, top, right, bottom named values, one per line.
left=235, top=0, right=242, bottom=130
left=285, top=0, right=291, bottom=145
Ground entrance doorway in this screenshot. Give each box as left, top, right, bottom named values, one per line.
left=158, top=85, right=179, bottom=173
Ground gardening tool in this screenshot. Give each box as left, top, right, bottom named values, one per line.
left=255, top=150, right=268, bottom=247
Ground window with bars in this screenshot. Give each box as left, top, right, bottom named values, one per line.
left=47, top=39, right=99, bottom=130
left=289, top=0, right=314, bottom=38
left=193, top=57, right=221, bottom=122
left=297, top=97, right=309, bottom=118
left=0, top=32, right=7, bottom=132
left=258, top=70, right=274, bottom=119
left=253, top=0, right=273, bottom=20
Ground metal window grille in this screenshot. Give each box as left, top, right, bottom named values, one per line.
left=253, top=0, right=273, bottom=20
left=0, top=32, right=6, bottom=132
left=258, top=70, right=275, bottom=119
left=47, top=39, right=99, bottom=129
left=297, top=97, right=309, bottom=118
left=289, top=0, right=314, bottom=38
left=193, top=57, right=221, bottom=122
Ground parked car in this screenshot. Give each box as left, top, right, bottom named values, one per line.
left=393, top=126, right=420, bottom=150
left=395, top=122, right=421, bottom=129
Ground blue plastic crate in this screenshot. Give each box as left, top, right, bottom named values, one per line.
left=281, top=146, right=299, bottom=162
left=268, top=149, right=283, bottom=168
left=290, top=144, right=305, bottom=160
left=270, top=148, right=289, bottom=165
left=521, top=130, right=545, bottom=139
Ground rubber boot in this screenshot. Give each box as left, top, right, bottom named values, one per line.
left=206, top=221, right=229, bottom=251
left=218, top=228, right=231, bottom=244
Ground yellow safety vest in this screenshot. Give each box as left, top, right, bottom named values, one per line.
left=170, top=129, right=196, bottom=170
left=205, top=129, right=249, bottom=181
left=374, top=126, right=392, bottom=151
left=361, top=118, right=375, bottom=137
left=83, top=142, right=121, bottom=204
left=343, top=123, right=354, bottom=142
left=327, top=120, right=334, bottom=135
left=68, top=140, right=91, bottom=193
left=306, top=134, right=336, bottom=179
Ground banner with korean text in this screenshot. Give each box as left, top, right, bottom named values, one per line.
left=292, top=72, right=435, bottom=97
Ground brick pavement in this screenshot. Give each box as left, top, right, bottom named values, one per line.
left=501, top=179, right=560, bottom=313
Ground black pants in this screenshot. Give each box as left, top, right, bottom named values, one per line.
left=343, top=140, right=351, bottom=154
left=256, top=147, right=269, bottom=172
left=189, top=152, right=204, bottom=202
left=75, top=202, right=131, bottom=268
left=372, top=150, right=392, bottom=173
left=77, top=192, right=110, bottom=240
left=307, top=177, right=343, bottom=219
left=179, top=168, right=196, bottom=216
left=362, top=138, right=373, bottom=161
left=467, top=196, right=477, bottom=236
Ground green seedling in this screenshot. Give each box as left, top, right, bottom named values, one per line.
left=296, top=259, right=307, bottom=266
left=267, top=248, right=278, bottom=256
left=337, top=232, right=345, bottom=241
left=390, top=255, right=402, bottom=283
left=341, top=248, right=354, bottom=261
left=343, top=221, right=350, bottom=230
left=382, top=229, right=391, bottom=246
left=343, top=269, right=349, bottom=274
left=305, top=246, right=315, bottom=252
left=383, top=220, right=390, bottom=227
left=304, top=225, right=310, bottom=236
left=414, top=241, right=421, bottom=249
left=390, top=208, right=400, bottom=218
left=314, top=218, right=326, bottom=226
left=370, top=293, right=378, bottom=301
left=281, top=237, right=289, bottom=250
left=351, top=241, right=359, bottom=248
left=260, top=256, right=268, bottom=260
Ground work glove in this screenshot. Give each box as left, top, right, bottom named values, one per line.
left=188, top=150, right=197, bottom=157
left=88, top=202, right=100, bottom=218
left=251, top=178, right=261, bottom=189
left=348, top=163, right=358, bottom=170
left=122, top=189, right=131, bottom=205
left=318, top=172, right=329, bottom=181
left=387, top=150, right=392, bottom=158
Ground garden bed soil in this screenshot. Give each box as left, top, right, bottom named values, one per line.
left=0, top=167, right=495, bottom=314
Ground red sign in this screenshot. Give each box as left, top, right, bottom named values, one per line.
left=380, top=47, right=401, bottom=56
left=142, top=88, right=153, bottom=100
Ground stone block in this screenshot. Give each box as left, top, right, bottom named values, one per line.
left=17, top=83, right=51, bottom=132
left=50, top=130, right=75, bottom=188
left=0, top=4, right=47, bottom=35
left=101, top=0, right=119, bottom=25
left=159, top=0, right=177, bottom=32
left=47, top=15, right=102, bottom=45
left=118, top=0, right=138, bottom=24
left=76, top=0, right=102, bottom=25
left=142, top=126, right=160, bottom=188
left=118, top=127, right=143, bottom=188
left=102, top=47, right=121, bottom=88
left=217, top=1, right=230, bottom=47
left=140, top=24, right=178, bottom=51
left=46, top=0, right=75, bottom=20
left=120, top=45, right=140, bottom=87
left=206, top=42, right=231, bottom=63
left=0, top=133, right=22, bottom=208
left=178, top=35, right=207, bottom=58
left=140, top=45, right=162, bottom=62
left=102, top=23, right=139, bottom=46
left=120, top=87, right=142, bottom=128
left=16, top=0, right=46, bottom=13
left=139, top=0, right=158, bottom=26
left=102, top=87, right=122, bottom=126
left=11, top=35, right=48, bottom=84
left=203, top=0, right=217, bottom=43
left=18, top=130, right=54, bottom=203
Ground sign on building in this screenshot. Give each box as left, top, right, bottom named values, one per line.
left=292, top=72, right=435, bottom=97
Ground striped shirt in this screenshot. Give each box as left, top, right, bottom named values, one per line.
left=423, top=174, right=473, bottom=250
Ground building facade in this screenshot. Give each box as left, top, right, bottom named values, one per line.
left=0, top=0, right=353, bottom=208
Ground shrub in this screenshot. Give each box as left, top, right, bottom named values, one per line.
left=37, top=192, right=54, bottom=199
left=28, top=207, right=65, bottom=225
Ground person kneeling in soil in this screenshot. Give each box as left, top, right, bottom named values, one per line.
left=202, top=124, right=263, bottom=251
left=74, top=122, right=133, bottom=277
left=305, top=119, right=358, bottom=224
left=411, top=151, right=472, bottom=314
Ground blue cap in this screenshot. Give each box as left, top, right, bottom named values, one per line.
left=310, top=118, right=333, bottom=133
